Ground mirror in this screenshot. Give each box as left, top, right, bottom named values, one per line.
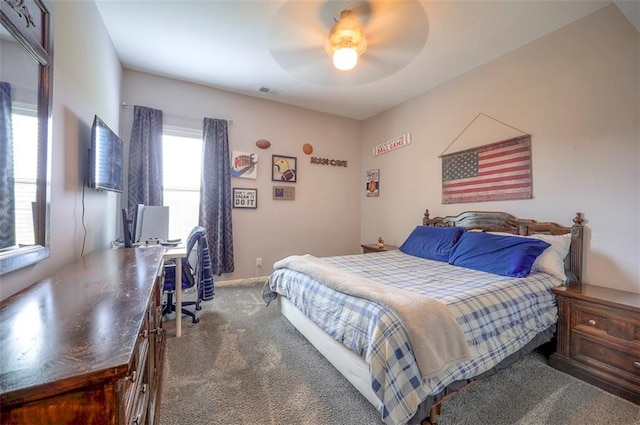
left=0, top=0, right=53, bottom=275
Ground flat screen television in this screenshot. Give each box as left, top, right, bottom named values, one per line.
left=88, top=115, right=123, bottom=192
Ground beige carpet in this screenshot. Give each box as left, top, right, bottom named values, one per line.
left=159, top=283, right=640, bottom=425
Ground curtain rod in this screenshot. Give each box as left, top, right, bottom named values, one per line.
left=121, top=102, right=233, bottom=125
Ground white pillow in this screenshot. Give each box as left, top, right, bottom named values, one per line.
left=528, top=233, right=572, bottom=282
left=481, top=231, right=572, bottom=282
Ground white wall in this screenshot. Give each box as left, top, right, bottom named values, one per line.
left=361, top=5, right=639, bottom=294
left=120, top=70, right=362, bottom=281
left=1, top=1, right=122, bottom=300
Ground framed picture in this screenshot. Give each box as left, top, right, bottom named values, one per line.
left=230, top=151, right=258, bottom=179
left=272, top=154, right=297, bottom=182
left=366, top=169, right=379, bottom=197
left=232, top=188, right=258, bottom=209
left=273, top=186, right=295, bottom=201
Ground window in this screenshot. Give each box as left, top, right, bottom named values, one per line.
left=162, top=131, right=203, bottom=240
left=12, top=111, right=38, bottom=246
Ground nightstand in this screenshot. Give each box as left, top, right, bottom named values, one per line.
left=550, top=282, right=640, bottom=404
left=360, top=243, right=398, bottom=254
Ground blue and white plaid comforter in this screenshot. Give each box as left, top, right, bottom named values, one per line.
left=262, top=250, right=562, bottom=425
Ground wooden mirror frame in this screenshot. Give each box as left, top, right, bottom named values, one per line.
left=0, top=0, right=53, bottom=275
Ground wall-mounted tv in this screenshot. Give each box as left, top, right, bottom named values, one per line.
left=88, top=115, right=123, bottom=193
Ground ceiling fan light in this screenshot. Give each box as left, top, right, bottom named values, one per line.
left=326, top=9, right=367, bottom=71
left=333, top=47, right=358, bottom=71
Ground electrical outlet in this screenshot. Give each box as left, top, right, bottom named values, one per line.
left=256, top=257, right=262, bottom=267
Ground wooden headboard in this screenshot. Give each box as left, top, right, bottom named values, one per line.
left=423, top=210, right=585, bottom=283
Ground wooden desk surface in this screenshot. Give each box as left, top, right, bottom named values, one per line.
left=0, top=246, right=165, bottom=404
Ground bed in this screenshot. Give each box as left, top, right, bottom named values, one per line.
left=262, top=210, right=585, bottom=425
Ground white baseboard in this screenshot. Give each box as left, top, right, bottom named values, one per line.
left=216, top=276, right=269, bottom=287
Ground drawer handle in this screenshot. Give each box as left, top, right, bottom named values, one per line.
left=141, top=383, right=148, bottom=394
left=588, top=319, right=596, bottom=326
left=634, top=361, right=640, bottom=369
left=150, top=326, right=164, bottom=343
left=151, top=327, right=164, bottom=337
left=140, top=329, right=148, bottom=339
left=125, top=370, right=137, bottom=383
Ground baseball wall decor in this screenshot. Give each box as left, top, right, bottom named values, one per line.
left=366, top=169, right=379, bottom=197
left=372, top=133, right=412, bottom=156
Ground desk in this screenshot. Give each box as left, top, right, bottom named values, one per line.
left=163, top=246, right=187, bottom=337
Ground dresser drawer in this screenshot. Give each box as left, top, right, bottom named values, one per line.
left=574, top=304, right=640, bottom=343
left=123, top=325, right=150, bottom=423
left=129, top=375, right=150, bottom=425
left=573, top=332, right=640, bottom=380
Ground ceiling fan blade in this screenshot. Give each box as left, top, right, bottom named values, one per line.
left=270, top=45, right=326, bottom=72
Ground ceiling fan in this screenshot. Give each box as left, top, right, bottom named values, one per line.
left=269, top=0, right=429, bottom=86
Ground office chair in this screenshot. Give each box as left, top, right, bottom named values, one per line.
left=162, top=226, right=215, bottom=323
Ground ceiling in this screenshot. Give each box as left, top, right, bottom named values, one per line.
left=94, top=1, right=634, bottom=121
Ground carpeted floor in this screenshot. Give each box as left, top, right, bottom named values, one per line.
left=160, top=283, right=640, bottom=425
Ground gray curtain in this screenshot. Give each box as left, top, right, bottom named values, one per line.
left=127, top=105, right=163, bottom=218
left=0, top=82, right=15, bottom=249
left=200, top=118, right=234, bottom=275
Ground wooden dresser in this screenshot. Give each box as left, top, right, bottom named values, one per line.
left=550, top=282, right=640, bottom=404
left=0, top=247, right=167, bottom=424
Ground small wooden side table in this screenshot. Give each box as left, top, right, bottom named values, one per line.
left=550, top=282, right=640, bottom=404
left=361, top=243, right=398, bottom=254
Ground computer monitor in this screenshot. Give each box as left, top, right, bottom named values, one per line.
left=137, top=206, right=170, bottom=243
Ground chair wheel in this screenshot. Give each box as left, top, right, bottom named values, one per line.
left=192, top=317, right=200, bottom=323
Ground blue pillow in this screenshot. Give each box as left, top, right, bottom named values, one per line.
left=448, top=232, right=550, bottom=278
left=399, top=226, right=466, bottom=262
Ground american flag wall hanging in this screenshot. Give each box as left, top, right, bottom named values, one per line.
left=441, top=135, right=532, bottom=204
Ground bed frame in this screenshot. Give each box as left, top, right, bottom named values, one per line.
left=277, top=210, right=585, bottom=425
left=424, top=210, right=585, bottom=282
